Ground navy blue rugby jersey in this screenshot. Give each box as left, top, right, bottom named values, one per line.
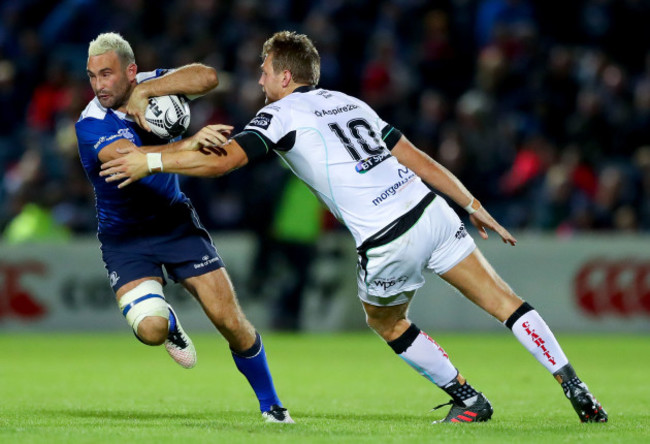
left=76, top=69, right=190, bottom=237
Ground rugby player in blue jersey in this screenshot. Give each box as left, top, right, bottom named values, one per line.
left=75, top=32, right=293, bottom=423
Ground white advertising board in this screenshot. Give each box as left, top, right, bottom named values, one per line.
left=0, top=233, right=648, bottom=332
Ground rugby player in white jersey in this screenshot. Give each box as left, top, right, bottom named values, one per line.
left=101, top=31, right=607, bottom=424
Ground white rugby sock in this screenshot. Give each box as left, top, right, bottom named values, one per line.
left=387, top=323, right=458, bottom=387
left=505, top=302, right=569, bottom=374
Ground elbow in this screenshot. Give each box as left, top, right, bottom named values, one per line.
left=204, top=66, right=219, bottom=91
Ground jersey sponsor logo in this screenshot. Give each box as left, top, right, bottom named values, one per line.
left=118, top=128, right=135, bottom=142
left=521, top=320, right=557, bottom=366
left=249, top=112, right=273, bottom=129
left=371, top=275, right=408, bottom=291
left=314, top=103, right=359, bottom=117
left=574, top=259, right=650, bottom=316
left=93, top=128, right=135, bottom=150
left=372, top=170, right=417, bottom=206
left=355, top=152, right=390, bottom=173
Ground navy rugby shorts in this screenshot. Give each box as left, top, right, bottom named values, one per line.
left=99, top=205, right=225, bottom=292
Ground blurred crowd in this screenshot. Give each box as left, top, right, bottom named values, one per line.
left=1, top=0, right=650, bottom=242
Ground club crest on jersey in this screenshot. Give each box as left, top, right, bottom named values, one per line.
left=355, top=152, right=390, bottom=173
left=249, top=112, right=273, bottom=129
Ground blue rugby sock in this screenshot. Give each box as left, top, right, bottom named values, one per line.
left=231, top=332, right=281, bottom=412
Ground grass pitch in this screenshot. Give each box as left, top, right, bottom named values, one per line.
left=0, top=332, right=647, bottom=443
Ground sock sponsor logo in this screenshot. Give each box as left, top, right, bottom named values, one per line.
left=521, top=321, right=556, bottom=365
left=420, top=331, right=449, bottom=358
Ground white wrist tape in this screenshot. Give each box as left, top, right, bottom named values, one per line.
left=146, top=153, right=163, bottom=173
left=464, top=197, right=481, bottom=215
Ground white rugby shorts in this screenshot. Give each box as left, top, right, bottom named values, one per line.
left=357, top=196, right=476, bottom=306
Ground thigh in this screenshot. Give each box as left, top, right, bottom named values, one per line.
left=102, top=244, right=164, bottom=293
left=158, top=223, right=225, bottom=283
left=424, top=197, right=476, bottom=275
left=440, top=248, right=523, bottom=322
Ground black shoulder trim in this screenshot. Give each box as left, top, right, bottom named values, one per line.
left=382, top=125, right=403, bottom=151
left=274, top=130, right=296, bottom=152
left=233, top=130, right=271, bottom=162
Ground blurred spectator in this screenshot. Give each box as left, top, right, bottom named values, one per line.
left=0, top=0, right=648, bottom=238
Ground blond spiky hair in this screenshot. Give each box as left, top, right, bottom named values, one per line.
left=88, top=32, right=135, bottom=66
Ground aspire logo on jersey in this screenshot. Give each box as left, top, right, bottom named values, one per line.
left=574, top=259, right=650, bottom=317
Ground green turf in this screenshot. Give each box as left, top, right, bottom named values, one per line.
left=0, top=332, right=646, bottom=443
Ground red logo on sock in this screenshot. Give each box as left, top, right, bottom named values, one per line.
left=420, top=331, right=448, bottom=358
left=521, top=321, right=556, bottom=365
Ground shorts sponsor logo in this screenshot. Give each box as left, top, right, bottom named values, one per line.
left=521, top=320, right=556, bottom=366
left=372, top=275, right=408, bottom=291
left=455, top=224, right=467, bottom=239
left=574, top=259, right=650, bottom=316
left=314, top=103, right=359, bottom=117
left=372, top=170, right=416, bottom=206
left=194, top=256, right=219, bottom=269
left=109, top=271, right=120, bottom=288
left=355, top=152, right=390, bottom=173
left=249, top=112, right=273, bottom=129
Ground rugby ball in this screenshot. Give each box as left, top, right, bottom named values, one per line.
left=145, top=94, right=190, bottom=139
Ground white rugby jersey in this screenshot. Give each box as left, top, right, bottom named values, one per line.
left=234, top=87, right=433, bottom=247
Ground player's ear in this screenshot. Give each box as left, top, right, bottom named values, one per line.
left=282, top=70, right=292, bottom=88
left=126, top=63, right=138, bottom=82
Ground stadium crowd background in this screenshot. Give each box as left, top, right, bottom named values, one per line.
left=1, top=0, right=650, bottom=242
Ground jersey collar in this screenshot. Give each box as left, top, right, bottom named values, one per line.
left=293, top=85, right=316, bottom=93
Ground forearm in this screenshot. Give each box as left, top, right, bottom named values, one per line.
left=135, top=63, right=218, bottom=98
left=158, top=151, right=225, bottom=177
left=392, top=136, right=479, bottom=211
left=139, top=138, right=192, bottom=154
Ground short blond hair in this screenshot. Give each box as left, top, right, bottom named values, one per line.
left=88, top=32, right=135, bottom=67
left=262, top=31, right=320, bottom=85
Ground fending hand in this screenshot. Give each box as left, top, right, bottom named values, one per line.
left=99, top=148, right=149, bottom=188
left=182, top=124, right=234, bottom=151
left=468, top=207, right=517, bottom=246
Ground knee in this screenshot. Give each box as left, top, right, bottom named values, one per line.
left=365, top=313, right=399, bottom=341
left=118, top=280, right=170, bottom=345
left=137, top=316, right=169, bottom=345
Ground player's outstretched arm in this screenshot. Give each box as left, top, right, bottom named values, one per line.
left=100, top=126, right=247, bottom=188
left=127, top=63, right=219, bottom=132
left=391, top=135, right=517, bottom=246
